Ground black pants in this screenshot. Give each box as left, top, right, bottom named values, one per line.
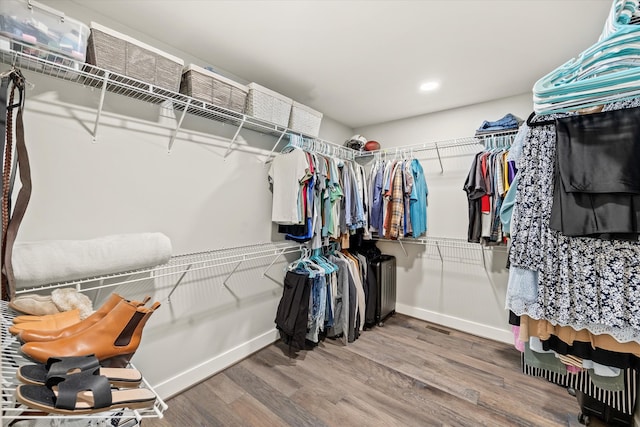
left=275, top=270, right=311, bottom=350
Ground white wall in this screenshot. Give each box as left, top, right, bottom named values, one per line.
left=355, top=93, right=533, bottom=343
left=6, top=0, right=353, bottom=401
left=8, top=0, right=532, bottom=401
left=8, top=70, right=351, bottom=400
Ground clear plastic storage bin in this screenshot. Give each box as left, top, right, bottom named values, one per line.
left=0, top=0, right=89, bottom=63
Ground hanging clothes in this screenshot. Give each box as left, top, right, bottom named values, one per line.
left=463, top=144, right=512, bottom=245
left=367, top=157, right=428, bottom=239
left=275, top=243, right=375, bottom=351
left=409, top=159, right=428, bottom=238
left=268, top=147, right=311, bottom=225
left=274, top=270, right=312, bottom=351
left=505, top=100, right=640, bottom=420
left=549, top=107, right=640, bottom=239
left=269, top=145, right=370, bottom=247
left=508, top=98, right=640, bottom=344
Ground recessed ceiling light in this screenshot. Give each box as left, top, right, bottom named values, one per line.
left=420, top=81, right=440, bottom=92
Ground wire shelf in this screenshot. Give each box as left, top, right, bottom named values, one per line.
left=2, top=241, right=303, bottom=424
left=14, top=242, right=304, bottom=296
left=374, top=235, right=508, bottom=269
left=0, top=40, right=334, bottom=149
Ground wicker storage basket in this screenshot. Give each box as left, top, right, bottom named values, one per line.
left=245, top=83, right=292, bottom=127
left=86, top=22, right=184, bottom=92
left=289, top=101, right=323, bottom=136
left=180, top=64, right=248, bottom=113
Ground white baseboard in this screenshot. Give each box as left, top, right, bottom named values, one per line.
left=396, top=303, right=513, bottom=344
left=150, top=329, right=280, bottom=400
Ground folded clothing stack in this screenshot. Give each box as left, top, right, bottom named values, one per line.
left=475, top=113, right=522, bottom=136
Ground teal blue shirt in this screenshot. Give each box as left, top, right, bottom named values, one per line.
left=409, top=159, right=428, bottom=237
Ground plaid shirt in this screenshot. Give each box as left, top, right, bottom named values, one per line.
left=387, top=163, right=405, bottom=239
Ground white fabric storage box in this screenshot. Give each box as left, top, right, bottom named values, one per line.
left=0, top=0, right=89, bottom=62
left=245, top=83, right=292, bottom=127
left=86, top=22, right=184, bottom=92
left=289, top=101, right=323, bottom=136
left=180, top=64, right=248, bottom=113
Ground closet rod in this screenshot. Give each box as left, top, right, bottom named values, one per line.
left=377, top=235, right=509, bottom=250
left=14, top=242, right=304, bottom=296
left=275, top=134, right=356, bottom=161
left=263, top=134, right=355, bottom=163
left=355, top=129, right=519, bottom=159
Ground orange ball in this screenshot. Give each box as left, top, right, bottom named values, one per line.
left=364, top=140, right=381, bottom=151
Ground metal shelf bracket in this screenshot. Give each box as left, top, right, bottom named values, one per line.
left=166, top=264, right=193, bottom=304
left=435, top=240, right=443, bottom=264
left=223, top=258, right=244, bottom=288
left=398, top=239, right=408, bottom=257
left=480, top=246, right=493, bottom=284
left=434, top=142, right=443, bottom=173
left=263, top=128, right=288, bottom=164
left=262, top=247, right=287, bottom=277
left=91, top=71, right=109, bottom=143
left=168, top=99, right=191, bottom=153
left=224, top=118, right=246, bottom=158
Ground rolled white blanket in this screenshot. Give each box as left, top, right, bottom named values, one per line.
left=12, top=232, right=172, bottom=289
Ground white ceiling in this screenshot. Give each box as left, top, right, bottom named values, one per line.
left=73, top=0, right=614, bottom=128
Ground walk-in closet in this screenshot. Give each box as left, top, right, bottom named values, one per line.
left=1, top=1, right=638, bottom=426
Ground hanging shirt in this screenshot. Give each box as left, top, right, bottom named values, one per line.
left=387, top=163, right=405, bottom=239
left=409, top=159, right=428, bottom=238
left=402, top=160, right=414, bottom=237
left=382, top=161, right=398, bottom=237
left=463, top=152, right=487, bottom=243
left=369, top=161, right=385, bottom=234
left=268, top=148, right=309, bottom=224
left=351, top=162, right=366, bottom=230
left=357, top=163, right=371, bottom=239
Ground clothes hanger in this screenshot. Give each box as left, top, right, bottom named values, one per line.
left=533, top=0, right=640, bottom=114
left=281, top=134, right=302, bottom=154
left=311, top=248, right=336, bottom=273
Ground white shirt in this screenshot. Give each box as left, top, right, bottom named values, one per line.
left=268, top=148, right=309, bottom=224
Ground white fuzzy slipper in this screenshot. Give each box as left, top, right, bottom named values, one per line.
left=51, top=288, right=93, bottom=320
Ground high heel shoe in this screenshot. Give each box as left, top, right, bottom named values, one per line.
left=19, top=293, right=149, bottom=343
left=21, top=299, right=161, bottom=368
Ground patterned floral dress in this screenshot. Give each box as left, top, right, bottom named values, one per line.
left=507, top=98, right=640, bottom=343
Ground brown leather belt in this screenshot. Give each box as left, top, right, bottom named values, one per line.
left=2, top=68, right=31, bottom=301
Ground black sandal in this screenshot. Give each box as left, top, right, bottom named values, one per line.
left=15, top=369, right=155, bottom=415
left=17, top=355, right=142, bottom=388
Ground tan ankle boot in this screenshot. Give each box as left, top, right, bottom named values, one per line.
left=21, top=299, right=161, bottom=367
left=9, top=309, right=81, bottom=335
left=18, top=293, right=148, bottom=343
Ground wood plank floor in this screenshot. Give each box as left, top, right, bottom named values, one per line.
left=143, top=314, right=607, bottom=427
